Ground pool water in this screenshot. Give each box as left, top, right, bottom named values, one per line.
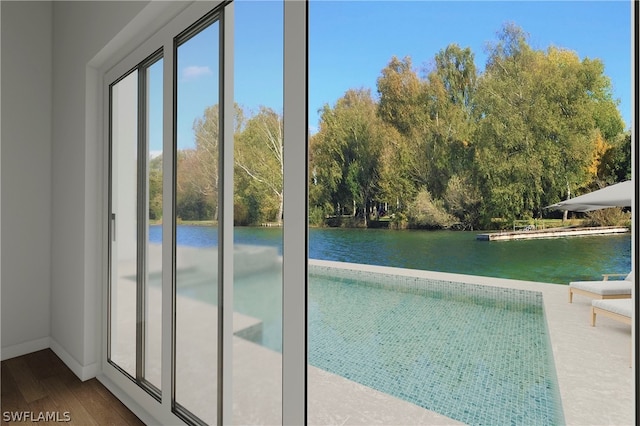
left=308, top=267, right=564, bottom=425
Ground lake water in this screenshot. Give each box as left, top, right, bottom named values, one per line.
left=152, top=225, right=631, bottom=284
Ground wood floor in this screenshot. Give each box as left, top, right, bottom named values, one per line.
left=1, top=349, right=144, bottom=425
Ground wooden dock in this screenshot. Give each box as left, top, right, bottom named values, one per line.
left=260, top=222, right=282, bottom=227
left=477, top=226, right=629, bottom=241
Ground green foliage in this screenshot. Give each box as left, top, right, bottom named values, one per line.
left=309, top=206, right=331, bottom=227
left=234, top=200, right=251, bottom=226
left=172, top=103, right=285, bottom=225
left=584, top=208, right=631, bottom=227
left=234, top=194, right=263, bottom=226
left=434, top=44, right=477, bottom=109
left=310, top=89, right=393, bottom=226
left=174, top=105, right=220, bottom=221
left=234, top=163, right=279, bottom=226
left=389, top=212, right=408, bottom=230
left=443, top=175, right=481, bottom=229
left=148, top=168, right=163, bottom=220
left=470, top=23, right=623, bottom=224
left=598, top=131, right=631, bottom=184
left=176, top=189, right=214, bottom=221
left=235, top=106, right=284, bottom=224
left=307, top=23, right=625, bottom=228
left=377, top=56, right=425, bottom=136
left=406, top=190, right=457, bottom=229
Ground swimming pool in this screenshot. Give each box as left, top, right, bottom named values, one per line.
left=308, top=265, right=564, bottom=425
left=179, top=256, right=564, bottom=425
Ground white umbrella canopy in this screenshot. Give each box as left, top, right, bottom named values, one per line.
left=546, top=180, right=633, bottom=212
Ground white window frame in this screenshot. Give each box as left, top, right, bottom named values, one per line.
left=282, top=1, right=308, bottom=424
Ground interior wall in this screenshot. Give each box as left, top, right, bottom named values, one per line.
left=1, top=1, right=53, bottom=357
left=50, top=0, right=149, bottom=375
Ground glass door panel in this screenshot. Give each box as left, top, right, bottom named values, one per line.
left=174, top=18, right=221, bottom=425
left=109, top=54, right=164, bottom=394
left=105, top=2, right=235, bottom=423
left=232, top=1, right=283, bottom=423
left=109, top=70, right=139, bottom=378
left=145, top=57, right=164, bottom=390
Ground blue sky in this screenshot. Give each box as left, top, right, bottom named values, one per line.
left=176, top=22, right=220, bottom=148
left=308, top=0, right=632, bottom=132
left=152, top=0, right=632, bottom=152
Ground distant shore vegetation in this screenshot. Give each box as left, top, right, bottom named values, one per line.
left=149, top=24, right=630, bottom=231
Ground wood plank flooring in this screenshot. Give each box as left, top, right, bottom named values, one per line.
left=1, top=349, right=144, bottom=425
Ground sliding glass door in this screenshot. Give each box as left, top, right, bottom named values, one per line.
left=173, top=15, right=221, bottom=425
left=104, top=2, right=309, bottom=424
left=105, top=2, right=232, bottom=424
left=109, top=52, right=163, bottom=395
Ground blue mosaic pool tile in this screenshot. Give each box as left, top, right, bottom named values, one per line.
left=308, top=265, right=564, bottom=426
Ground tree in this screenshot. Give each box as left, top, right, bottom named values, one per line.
left=176, top=105, right=221, bottom=221
left=376, top=56, right=432, bottom=204
left=375, top=49, right=478, bottom=204
left=311, top=89, right=392, bottom=226
left=472, top=24, right=545, bottom=224
left=148, top=155, right=163, bottom=220
left=443, top=174, right=481, bottom=229
left=176, top=149, right=215, bottom=220
left=420, top=44, right=478, bottom=197
left=377, top=56, right=426, bottom=136
left=406, top=189, right=457, bottom=229
left=587, top=130, right=611, bottom=185
left=598, top=131, right=631, bottom=184
left=433, top=44, right=477, bottom=112
left=376, top=125, right=416, bottom=214
left=175, top=103, right=246, bottom=222
left=472, top=23, right=624, bottom=226
left=235, top=107, right=284, bottom=224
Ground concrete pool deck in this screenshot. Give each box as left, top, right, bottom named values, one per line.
left=108, top=250, right=634, bottom=424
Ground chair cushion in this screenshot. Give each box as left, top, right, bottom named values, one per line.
left=569, top=280, right=632, bottom=295
left=592, top=299, right=633, bottom=318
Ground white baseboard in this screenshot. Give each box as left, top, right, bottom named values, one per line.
left=1, top=337, right=99, bottom=382
left=50, top=338, right=99, bottom=381
left=1, top=336, right=50, bottom=361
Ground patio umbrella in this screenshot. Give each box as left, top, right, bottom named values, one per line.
left=546, top=180, right=633, bottom=212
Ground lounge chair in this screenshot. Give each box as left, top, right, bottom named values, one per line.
left=568, top=272, right=632, bottom=303
left=590, top=299, right=632, bottom=326
left=590, top=298, right=633, bottom=367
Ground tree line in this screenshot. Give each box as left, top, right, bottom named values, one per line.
left=311, top=23, right=629, bottom=229
left=152, top=23, right=630, bottom=230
